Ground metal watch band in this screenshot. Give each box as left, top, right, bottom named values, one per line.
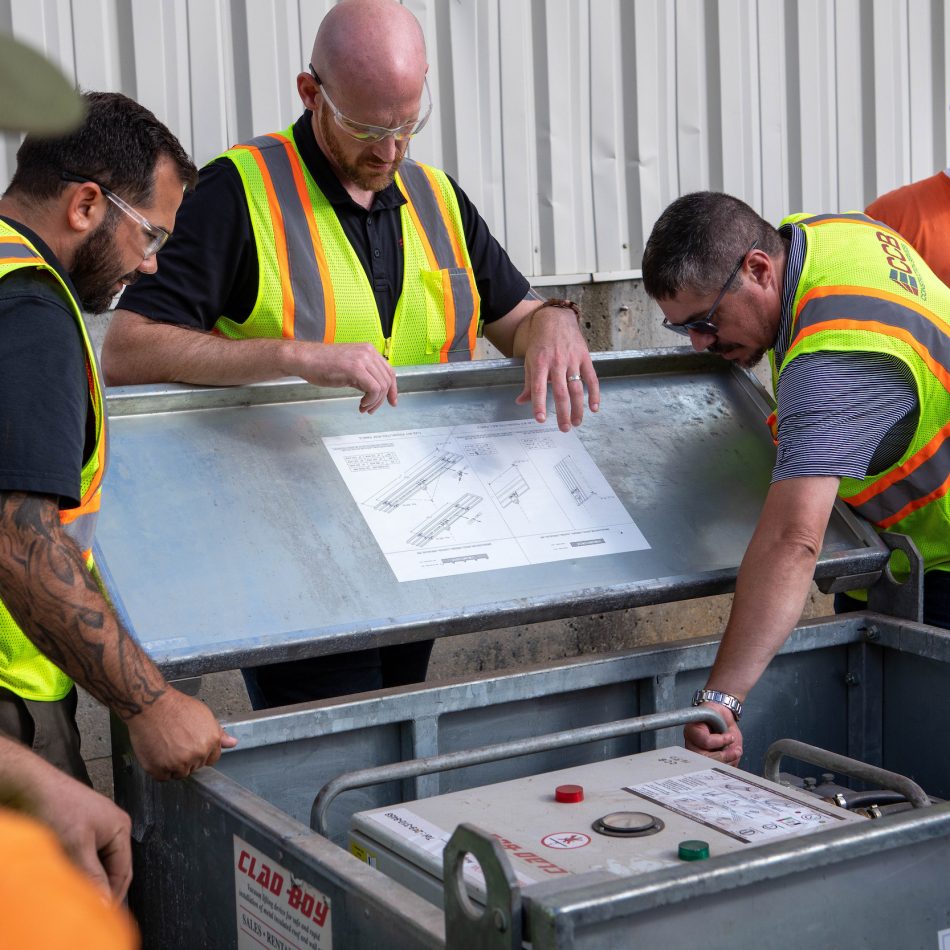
left=691, top=688, right=743, bottom=721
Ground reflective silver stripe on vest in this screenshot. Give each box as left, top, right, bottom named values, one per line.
left=241, top=134, right=327, bottom=341
left=797, top=212, right=876, bottom=227
left=398, top=160, right=476, bottom=356
left=794, top=294, right=950, bottom=381
left=848, top=434, right=950, bottom=525
left=0, top=241, right=42, bottom=260
left=397, top=160, right=462, bottom=268
left=446, top=268, right=476, bottom=361
left=63, top=508, right=98, bottom=555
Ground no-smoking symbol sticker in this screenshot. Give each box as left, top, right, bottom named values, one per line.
left=541, top=832, right=591, bottom=849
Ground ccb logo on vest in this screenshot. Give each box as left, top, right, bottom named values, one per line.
left=889, top=269, right=920, bottom=297
left=876, top=229, right=920, bottom=297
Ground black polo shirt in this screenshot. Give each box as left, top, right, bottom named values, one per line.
left=0, top=216, right=89, bottom=508
left=120, top=112, right=530, bottom=338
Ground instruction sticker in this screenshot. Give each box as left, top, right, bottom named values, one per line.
left=627, top=768, right=847, bottom=844
left=363, top=807, right=538, bottom=887
left=234, top=836, right=332, bottom=949
left=939, top=926, right=950, bottom=949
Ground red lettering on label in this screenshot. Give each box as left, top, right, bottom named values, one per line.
left=288, top=885, right=303, bottom=910
left=239, top=851, right=284, bottom=896
left=492, top=834, right=569, bottom=873
left=886, top=255, right=912, bottom=273
left=493, top=836, right=519, bottom=852
left=287, top=885, right=330, bottom=926
left=509, top=849, right=568, bottom=873
left=877, top=231, right=900, bottom=250
left=312, top=901, right=329, bottom=927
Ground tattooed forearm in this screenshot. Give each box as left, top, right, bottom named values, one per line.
left=0, top=492, right=167, bottom=718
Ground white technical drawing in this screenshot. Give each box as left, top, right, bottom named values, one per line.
left=555, top=455, right=594, bottom=506
left=490, top=464, right=529, bottom=508
left=322, top=419, right=649, bottom=582
left=442, top=552, right=489, bottom=565
left=366, top=448, right=463, bottom=513
left=407, top=493, right=482, bottom=547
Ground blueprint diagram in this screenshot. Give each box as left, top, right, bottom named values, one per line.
left=323, top=419, right=648, bottom=582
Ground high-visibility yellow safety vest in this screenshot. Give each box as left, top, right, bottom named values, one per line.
left=770, top=211, right=950, bottom=574
left=216, top=125, right=480, bottom=364
left=0, top=220, right=106, bottom=701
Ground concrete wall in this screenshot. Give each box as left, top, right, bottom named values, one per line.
left=78, top=281, right=833, bottom=795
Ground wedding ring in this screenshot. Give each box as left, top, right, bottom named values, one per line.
left=567, top=374, right=582, bottom=382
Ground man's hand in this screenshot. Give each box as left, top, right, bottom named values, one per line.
left=126, top=688, right=237, bottom=781
left=515, top=307, right=600, bottom=432
left=34, top=772, right=133, bottom=901
left=486, top=301, right=600, bottom=432
left=684, top=703, right=743, bottom=766
left=0, top=738, right=132, bottom=901
left=516, top=306, right=599, bottom=431
left=104, top=311, right=399, bottom=412
left=286, top=340, right=398, bottom=414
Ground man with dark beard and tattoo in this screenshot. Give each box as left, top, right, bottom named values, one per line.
left=100, top=0, right=599, bottom=710
left=0, top=91, right=236, bottom=785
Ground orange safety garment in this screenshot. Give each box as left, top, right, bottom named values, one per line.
left=0, top=809, right=138, bottom=949
left=866, top=171, right=950, bottom=288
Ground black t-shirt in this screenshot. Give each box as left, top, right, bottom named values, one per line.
left=0, top=217, right=89, bottom=509
left=120, top=112, right=530, bottom=337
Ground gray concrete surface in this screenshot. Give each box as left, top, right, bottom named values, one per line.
left=79, top=279, right=802, bottom=798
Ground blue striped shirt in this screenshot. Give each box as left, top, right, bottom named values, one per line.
left=771, top=225, right=919, bottom=483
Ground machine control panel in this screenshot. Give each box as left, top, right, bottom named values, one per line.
left=349, top=747, right=866, bottom=906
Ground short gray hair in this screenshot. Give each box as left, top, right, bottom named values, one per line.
left=641, top=192, right=782, bottom=300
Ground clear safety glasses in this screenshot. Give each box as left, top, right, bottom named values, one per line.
left=308, top=65, right=431, bottom=143
left=61, top=172, right=170, bottom=259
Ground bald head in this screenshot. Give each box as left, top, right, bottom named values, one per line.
left=312, top=0, right=427, bottom=97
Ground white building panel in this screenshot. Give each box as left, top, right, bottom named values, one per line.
left=0, top=0, right=946, bottom=279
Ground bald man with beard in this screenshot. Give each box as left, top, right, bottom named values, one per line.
left=102, top=0, right=599, bottom=709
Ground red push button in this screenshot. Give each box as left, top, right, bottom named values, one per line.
left=555, top=784, right=584, bottom=803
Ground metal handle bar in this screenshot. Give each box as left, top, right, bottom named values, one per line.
left=310, top=706, right=726, bottom=836
left=763, top=738, right=930, bottom=809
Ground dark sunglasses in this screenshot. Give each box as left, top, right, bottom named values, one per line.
left=662, top=239, right=759, bottom=337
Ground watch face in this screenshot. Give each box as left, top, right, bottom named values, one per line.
left=693, top=689, right=741, bottom=719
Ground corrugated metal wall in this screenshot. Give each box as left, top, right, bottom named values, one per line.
left=1, top=0, right=947, bottom=279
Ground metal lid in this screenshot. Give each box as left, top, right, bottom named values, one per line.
left=94, top=357, right=888, bottom=678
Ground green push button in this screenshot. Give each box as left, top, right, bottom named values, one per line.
left=678, top=839, right=710, bottom=861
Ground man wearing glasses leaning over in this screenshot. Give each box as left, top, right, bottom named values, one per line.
left=641, top=191, right=950, bottom=766
left=102, top=0, right=598, bottom=709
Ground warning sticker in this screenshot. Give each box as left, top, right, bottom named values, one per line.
left=627, top=768, right=847, bottom=844
left=349, top=840, right=377, bottom=869
left=541, top=832, right=591, bottom=850
left=234, top=836, right=332, bottom=949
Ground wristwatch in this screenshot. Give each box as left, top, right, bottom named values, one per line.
left=692, top=688, right=743, bottom=721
